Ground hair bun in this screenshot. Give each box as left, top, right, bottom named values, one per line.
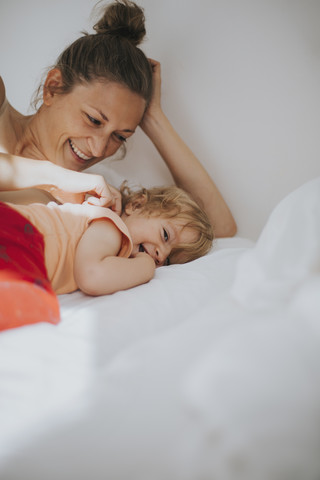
left=93, top=0, right=146, bottom=46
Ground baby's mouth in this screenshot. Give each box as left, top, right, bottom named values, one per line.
left=139, top=244, right=145, bottom=253
left=68, top=139, right=92, bottom=162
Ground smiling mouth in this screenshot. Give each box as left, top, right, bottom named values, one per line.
left=68, top=139, right=93, bottom=162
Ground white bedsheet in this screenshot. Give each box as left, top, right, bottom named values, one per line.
left=1, top=179, right=320, bottom=480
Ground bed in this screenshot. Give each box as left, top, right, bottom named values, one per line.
left=1, top=176, right=320, bottom=480
left=1, top=1, right=320, bottom=476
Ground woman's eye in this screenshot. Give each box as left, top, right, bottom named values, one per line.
left=114, top=133, right=127, bottom=142
left=163, top=229, right=169, bottom=242
left=87, top=115, right=101, bottom=126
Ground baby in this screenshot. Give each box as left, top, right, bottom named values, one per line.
left=0, top=184, right=214, bottom=330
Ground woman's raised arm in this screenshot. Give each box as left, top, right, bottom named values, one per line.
left=140, top=60, right=236, bottom=238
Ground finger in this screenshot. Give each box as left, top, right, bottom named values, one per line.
left=111, top=194, right=122, bottom=216
left=148, top=58, right=160, bottom=73
left=86, top=194, right=121, bottom=214
left=107, top=186, right=122, bottom=215
left=148, top=57, right=160, bottom=66
left=85, top=195, right=104, bottom=206
left=91, top=181, right=114, bottom=207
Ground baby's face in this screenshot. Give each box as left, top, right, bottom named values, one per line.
left=121, top=211, right=197, bottom=266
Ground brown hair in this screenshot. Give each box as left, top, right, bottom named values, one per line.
left=33, top=1, right=152, bottom=108
left=121, top=183, right=214, bottom=264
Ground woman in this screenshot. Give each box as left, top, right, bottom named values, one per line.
left=0, top=0, right=236, bottom=237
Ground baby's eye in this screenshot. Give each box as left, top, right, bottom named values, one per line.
left=163, top=228, right=169, bottom=242
left=87, top=114, right=101, bottom=126
left=113, top=133, right=127, bottom=142
left=164, top=257, right=170, bottom=266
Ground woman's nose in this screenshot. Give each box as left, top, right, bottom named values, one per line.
left=88, top=135, right=109, bottom=158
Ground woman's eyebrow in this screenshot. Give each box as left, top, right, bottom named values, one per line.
left=98, top=110, right=108, bottom=121
left=97, top=109, right=135, bottom=133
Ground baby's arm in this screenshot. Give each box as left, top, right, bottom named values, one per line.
left=74, top=220, right=155, bottom=296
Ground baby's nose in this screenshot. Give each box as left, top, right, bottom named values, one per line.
left=155, top=246, right=170, bottom=267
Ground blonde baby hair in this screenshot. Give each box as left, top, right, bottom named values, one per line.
left=121, top=183, right=214, bottom=264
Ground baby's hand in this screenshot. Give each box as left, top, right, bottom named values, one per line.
left=134, top=252, right=156, bottom=280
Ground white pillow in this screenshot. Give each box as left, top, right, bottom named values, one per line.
left=232, top=177, right=320, bottom=308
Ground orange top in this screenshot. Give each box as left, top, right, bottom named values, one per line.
left=10, top=202, right=133, bottom=294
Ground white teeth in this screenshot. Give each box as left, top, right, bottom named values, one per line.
left=69, top=140, right=92, bottom=161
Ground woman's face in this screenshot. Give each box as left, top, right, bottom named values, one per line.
left=40, top=74, right=146, bottom=171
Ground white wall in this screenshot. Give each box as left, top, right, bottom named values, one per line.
left=1, top=0, right=320, bottom=239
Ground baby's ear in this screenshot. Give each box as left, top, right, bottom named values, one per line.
left=124, top=193, right=147, bottom=214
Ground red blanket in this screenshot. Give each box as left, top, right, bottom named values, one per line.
left=0, top=202, right=60, bottom=331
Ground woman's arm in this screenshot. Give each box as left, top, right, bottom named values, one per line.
left=74, top=220, right=155, bottom=296
left=0, top=77, right=5, bottom=111
left=0, top=152, right=122, bottom=212
left=140, top=60, right=237, bottom=238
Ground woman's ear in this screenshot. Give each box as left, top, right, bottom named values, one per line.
left=43, top=68, right=63, bottom=106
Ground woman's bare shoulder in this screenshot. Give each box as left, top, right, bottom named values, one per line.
left=0, top=77, right=5, bottom=109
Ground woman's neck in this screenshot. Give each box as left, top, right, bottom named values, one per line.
left=14, top=109, right=47, bottom=161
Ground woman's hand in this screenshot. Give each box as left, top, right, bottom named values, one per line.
left=41, top=167, right=122, bottom=214
left=86, top=182, right=122, bottom=214
left=0, top=154, right=122, bottom=214
left=140, top=58, right=162, bottom=132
